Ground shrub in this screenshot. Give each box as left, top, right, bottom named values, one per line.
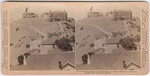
left=16, top=28, right=19, bottom=31
left=80, top=27, right=83, bottom=30
left=26, top=44, right=30, bottom=48
left=17, top=55, right=24, bottom=65
left=10, top=43, right=13, bottom=46
left=24, top=52, right=30, bottom=58
left=69, top=35, right=75, bottom=44
left=119, top=37, right=137, bottom=51
left=90, top=43, right=95, bottom=47
left=55, top=37, right=73, bottom=52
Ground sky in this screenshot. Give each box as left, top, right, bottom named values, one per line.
left=10, top=2, right=140, bottom=22
left=10, top=3, right=74, bottom=23
left=75, top=3, right=140, bottom=20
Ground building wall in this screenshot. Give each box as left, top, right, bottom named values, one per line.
left=62, top=66, right=75, bottom=70
left=126, top=65, right=140, bottom=70
left=48, top=11, right=67, bottom=22
left=23, top=13, right=38, bottom=18
left=105, top=44, right=118, bottom=54
left=113, top=10, right=132, bottom=21
left=87, top=12, right=101, bottom=17
left=30, top=39, right=41, bottom=50
left=94, top=50, right=105, bottom=54
left=41, top=45, right=53, bottom=54
left=94, top=38, right=105, bottom=49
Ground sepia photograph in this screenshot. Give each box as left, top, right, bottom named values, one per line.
left=1, top=2, right=149, bottom=75
left=75, top=3, right=141, bottom=70
left=9, top=3, right=75, bottom=70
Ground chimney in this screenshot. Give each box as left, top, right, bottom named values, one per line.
left=58, top=61, right=62, bottom=70
left=25, top=7, right=28, bottom=13
left=90, top=6, right=93, bottom=11
left=23, top=55, right=27, bottom=65
left=87, top=53, right=91, bottom=65
left=122, top=61, right=126, bottom=69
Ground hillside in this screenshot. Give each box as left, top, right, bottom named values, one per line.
left=75, top=16, right=141, bottom=64
left=10, top=22, right=38, bottom=66
left=10, top=18, right=75, bottom=66
left=80, top=16, right=123, bottom=33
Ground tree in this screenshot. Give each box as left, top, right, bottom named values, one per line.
left=24, top=52, right=30, bottom=58
left=134, top=35, right=140, bottom=42
left=16, top=28, right=19, bottom=31
left=55, top=37, right=73, bottom=52
left=80, top=27, right=83, bottom=30
left=72, top=27, right=75, bottom=33
left=90, top=43, right=95, bottom=47
left=82, top=54, right=88, bottom=64
left=69, top=35, right=75, bottom=44
left=88, top=52, right=94, bottom=57
left=26, top=44, right=30, bottom=48
left=17, top=55, right=24, bottom=65
left=47, top=33, right=53, bottom=38
left=10, top=43, right=13, bottom=46
left=119, top=37, right=137, bottom=51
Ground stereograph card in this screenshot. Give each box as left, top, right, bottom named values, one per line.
left=1, top=2, right=149, bottom=75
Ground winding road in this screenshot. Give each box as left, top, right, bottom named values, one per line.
left=77, top=21, right=112, bottom=36
left=18, top=23, right=49, bottom=38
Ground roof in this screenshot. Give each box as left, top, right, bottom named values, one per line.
left=114, top=9, right=131, bottom=12
left=23, top=12, right=35, bottom=14
left=26, top=54, right=56, bottom=70
left=28, top=49, right=41, bottom=55
left=94, top=34, right=107, bottom=40
left=50, top=10, right=67, bottom=13
left=47, top=48, right=63, bottom=54
left=113, top=47, right=127, bottom=54
left=27, top=54, right=56, bottom=65
left=41, top=36, right=59, bottom=45
left=61, top=63, right=75, bottom=70
left=77, top=51, right=141, bottom=70
left=125, top=62, right=141, bottom=70
left=48, top=52, right=75, bottom=70
left=59, top=52, right=75, bottom=64
left=26, top=52, right=75, bottom=70
left=28, top=47, right=63, bottom=55
left=106, top=35, right=123, bottom=44
left=88, top=11, right=100, bottom=13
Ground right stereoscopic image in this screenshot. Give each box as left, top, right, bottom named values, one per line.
left=75, top=3, right=141, bottom=70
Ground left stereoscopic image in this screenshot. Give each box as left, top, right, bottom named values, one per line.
left=10, top=3, right=75, bottom=70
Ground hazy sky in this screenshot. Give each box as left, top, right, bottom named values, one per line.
left=10, top=3, right=74, bottom=22
left=75, top=3, right=140, bottom=20
left=10, top=2, right=140, bottom=22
